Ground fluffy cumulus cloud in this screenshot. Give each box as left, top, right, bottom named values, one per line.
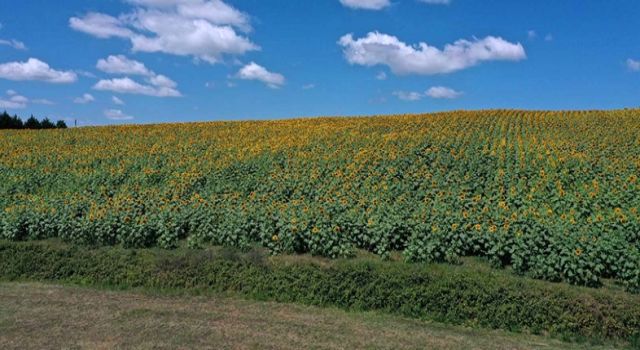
left=69, top=13, right=133, bottom=39
left=97, top=55, right=153, bottom=76
left=127, top=0, right=251, bottom=31
left=0, top=90, right=53, bottom=109
left=74, top=93, right=95, bottom=104
left=627, top=58, right=640, bottom=72
left=339, top=0, right=390, bottom=10
left=94, top=55, right=181, bottom=97
left=393, top=86, right=462, bottom=101
left=0, top=90, right=28, bottom=109
left=0, top=58, right=77, bottom=83
left=0, top=39, right=27, bottom=50
left=104, top=109, right=135, bottom=120
left=149, top=74, right=177, bottom=88
left=236, top=62, right=285, bottom=88
left=70, top=0, right=257, bottom=64
left=425, top=86, right=462, bottom=99
left=93, top=76, right=181, bottom=97
left=339, top=32, right=526, bottom=75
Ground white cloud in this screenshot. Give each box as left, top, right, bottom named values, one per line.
left=302, top=84, right=316, bottom=90
left=425, top=86, right=462, bottom=99
left=76, top=70, right=97, bottom=78
left=148, top=74, right=177, bottom=88
left=69, top=13, right=133, bottom=39
left=112, top=96, right=125, bottom=105
left=418, top=0, right=451, bottom=4
left=74, top=93, right=95, bottom=104
left=392, top=86, right=462, bottom=101
left=93, top=77, right=181, bottom=97
left=339, top=32, right=526, bottom=75
left=126, top=0, right=250, bottom=30
left=32, top=99, right=54, bottom=105
left=0, top=90, right=52, bottom=108
left=97, top=55, right=153, bottom=76
left=0, top=91, right=28, bottom=109
left=375, top=71, right=387, bottom=80
left=628, top=59, right=640, bottom=72
left=528, top=31, right=553, bottom=42
left=0, top=58, right=77, bottom=83
left=339, top=0, right=390, bottom=10
left=95, top=55, right=179, bottom=96
left=70, top=1, right=257, bottom=64
left=0, top=100, right=25, bottom=109
left=129, top=12, right=257, bottom=63
left=236, top=62, right=285, bottom=88
left=393, top=91, right=423, bottom=101
left=104, top=109, right=135, bottom=120
left=0, top=39, right=27, bottom=50
left=9, top=95, right=28, bottom=104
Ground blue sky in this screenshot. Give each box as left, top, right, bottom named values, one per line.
left=0, top=0, right=639, bottom=125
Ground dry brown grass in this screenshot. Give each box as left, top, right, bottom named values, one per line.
left=0, top=283, right=619, bottom=350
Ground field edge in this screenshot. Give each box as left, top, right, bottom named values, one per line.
left=1, top=240, right=639, bottom=346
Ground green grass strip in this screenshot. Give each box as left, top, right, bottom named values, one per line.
left=1, top=240, right=639, bottom=344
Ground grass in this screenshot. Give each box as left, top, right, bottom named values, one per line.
left=2, top=240, right=639, bottom=345
left=0, top=282, right=626, bottom=350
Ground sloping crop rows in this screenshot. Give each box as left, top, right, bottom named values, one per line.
left=1, top=110, right=639, bottom=291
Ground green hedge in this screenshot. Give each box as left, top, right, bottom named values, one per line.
left=1, top=241, right=639, bottom=343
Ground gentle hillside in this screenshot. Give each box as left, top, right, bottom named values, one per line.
left=1, top=109, right=639, bottom=291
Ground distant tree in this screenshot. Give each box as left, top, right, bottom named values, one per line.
left=24, top=115, right=41, bottom=129
left=0, top=111, right=11, bottom=129
left=40, top=117, right=55, bottom=129
left=0, top=113, right=66, bottom=130
left=11, top=115, right=23, bottom=129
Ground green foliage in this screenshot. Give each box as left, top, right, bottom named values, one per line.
left=0, top=110, right=67, bottom=129
left=39, top=118, right=55, bottom=129
left=1, top=241, right=639, bottom=343
left=1, top=110, right=640, bottom=291
left=24, top=115, right=41, bottom=129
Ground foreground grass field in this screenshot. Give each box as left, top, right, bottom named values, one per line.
left=2, top=240, right=639, bottom=345
left=0, top=282, right=624, bottom=350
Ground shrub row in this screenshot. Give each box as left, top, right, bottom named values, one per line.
left=2, top=241, right=639, bottom=343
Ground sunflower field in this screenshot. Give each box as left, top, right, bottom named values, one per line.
left=1, top=110, right=639, bottom=291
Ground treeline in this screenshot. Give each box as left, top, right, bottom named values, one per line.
left=0, top=111, right=67, bottom=130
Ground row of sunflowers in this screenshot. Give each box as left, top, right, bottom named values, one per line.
left=1, top=110, right=639, bottom=291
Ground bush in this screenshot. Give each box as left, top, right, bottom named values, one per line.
left=1, top=240, right=638, bottom=343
